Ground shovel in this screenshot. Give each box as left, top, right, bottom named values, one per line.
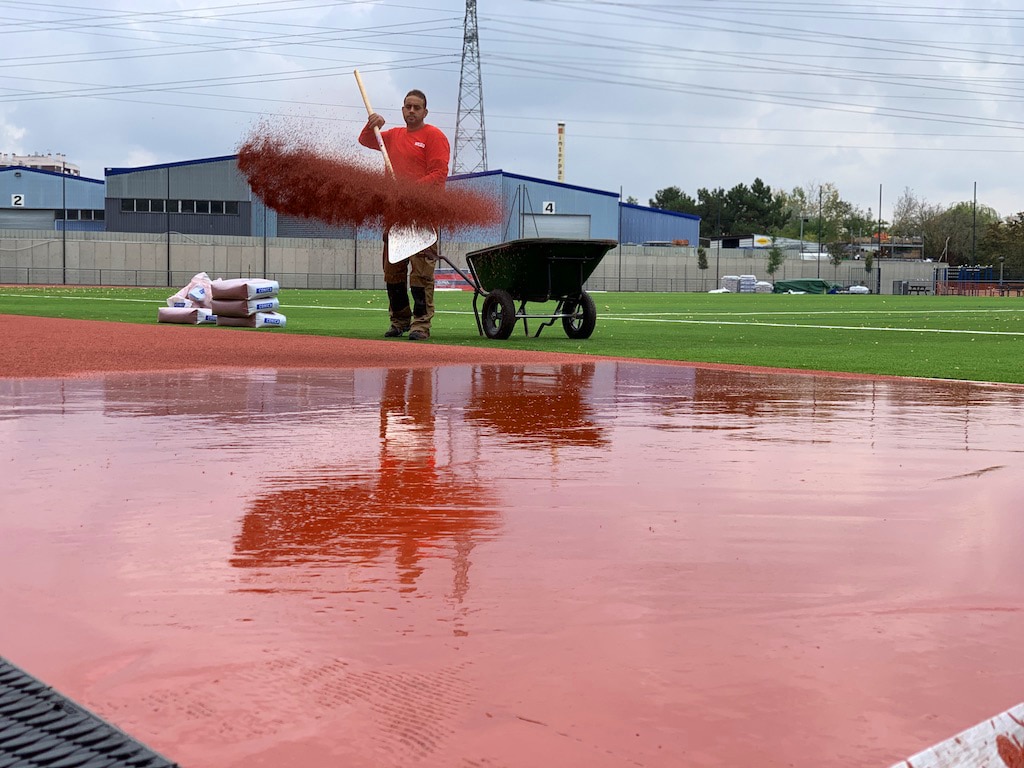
left=353, top=69, right=439, bottom=264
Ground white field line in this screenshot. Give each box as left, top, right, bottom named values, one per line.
left=598, top=315, right=1024, bottom=336
left=5, top=293, right=1024, bottom=336
left=608, top=308, right=1024, bottom=317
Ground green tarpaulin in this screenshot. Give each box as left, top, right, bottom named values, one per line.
left=772, top=278, right=842, bottom=294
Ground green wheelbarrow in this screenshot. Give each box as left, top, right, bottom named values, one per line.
left=447, top=238, right=617, bottom=340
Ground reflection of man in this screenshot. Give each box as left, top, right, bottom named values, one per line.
left=232, top=369, right=496, bottom=607
left=359, top=90, right=451, bottom=341
left=379, top=366, right=438, bottom=588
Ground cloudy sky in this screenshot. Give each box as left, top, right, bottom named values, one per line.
left=3, top=0, right=1024, bottom=220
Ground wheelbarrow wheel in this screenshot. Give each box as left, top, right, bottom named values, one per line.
left=482, top=289, right=517, bottom=340
left=562, top=291, right=597, bottom=339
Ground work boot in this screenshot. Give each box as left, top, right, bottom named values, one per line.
left=385, top=283, right=412, bottom=334
left=408, top=329, right=429, bottom=341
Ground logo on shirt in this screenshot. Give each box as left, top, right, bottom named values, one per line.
left=414, top=141, right=426, bottom=148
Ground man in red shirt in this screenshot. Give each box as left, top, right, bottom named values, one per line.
left=359, top=89, right=451, bottom=340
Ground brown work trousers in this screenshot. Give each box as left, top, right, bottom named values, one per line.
left=382, top=235, right=437, bottom=335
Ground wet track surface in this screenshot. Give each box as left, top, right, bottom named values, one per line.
left=2, top=362, right=1024, bottom=767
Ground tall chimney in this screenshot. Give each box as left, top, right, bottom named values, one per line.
left=557, top=122, right=565, bottom=182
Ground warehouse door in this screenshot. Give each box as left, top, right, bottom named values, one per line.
left=521, top=214, right=590, bottom=239
left=276, top=213, right=355, bottom=239
left=0, top=209, right=54, bottom=230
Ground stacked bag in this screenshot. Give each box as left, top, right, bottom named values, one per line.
left=159, top=271, right=217, bottom=324
left=211, top=278, right=286, bottom=328
left=158, top=273, right=286, bottom=328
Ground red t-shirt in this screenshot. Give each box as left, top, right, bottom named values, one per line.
left=359, top=123, right=450, bottom=187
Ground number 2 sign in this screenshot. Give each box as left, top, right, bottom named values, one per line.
left=11, top=194, right=25, bottom=207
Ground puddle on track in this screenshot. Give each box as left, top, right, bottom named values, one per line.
left=2, top=362, right=1024, bottom=767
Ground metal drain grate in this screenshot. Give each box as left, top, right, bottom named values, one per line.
left=0, top=656, right=179, bottom=768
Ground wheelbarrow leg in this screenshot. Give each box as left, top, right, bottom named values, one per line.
left=437, top=253, right=485, bottom=336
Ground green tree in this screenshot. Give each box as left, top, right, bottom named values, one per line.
left=695, top=186, right=729, bottom=239
left=827, top=241, right=845, bottom=267
left=765, top=237, right=785, bottom=277
left=979, top=212, right=1024, bottom=276
left=775, top=182, right=872, bottom=246
left=725, top=178, right=788, bottom=234
left=921, top=201, right=999, bottom=264
left=653, top=180, right=787, bottom=240
left=649, top=186, right=697, bottom=214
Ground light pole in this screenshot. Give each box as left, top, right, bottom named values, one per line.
left=166, top=167, right=172, bottom=288
left=817, top=187, right=823, bottom=279
left=999, top=255, right=1005, bottom=293
left=61, top=157, right=67, bottom=284
left=799, top=216, right=811, bottom=254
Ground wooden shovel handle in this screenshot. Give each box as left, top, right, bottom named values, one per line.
left=353, top=69, right=396, bottom=179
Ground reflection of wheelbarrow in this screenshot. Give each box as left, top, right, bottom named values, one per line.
left=442, top=238, right=618, bottom=340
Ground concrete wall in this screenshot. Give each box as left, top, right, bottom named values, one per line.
left=0, top=230, right=939, bottom=294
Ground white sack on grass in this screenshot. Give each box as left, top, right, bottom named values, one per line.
left=211, top=297, right=281, bottom=317
left=158, top=306, right=216, bottom=325
left=210, top=277, right=280, bottom=300
left=166, top=272, right=213, bottom=308
left=216, top=311, right=286, bottom=328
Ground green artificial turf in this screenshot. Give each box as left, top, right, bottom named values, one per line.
left=2, top=286, right=1023, bottom=384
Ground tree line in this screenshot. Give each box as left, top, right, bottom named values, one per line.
left=644, top=179, right=1019, bottom=275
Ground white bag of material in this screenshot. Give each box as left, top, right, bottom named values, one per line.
left=211, top=277, right=280, bottom=300
left=158, top=306, right=216, bottom=325
left=212, top=297, right=281, bottom=317
left=216, top=311, right=287, bottom=328
left=166, top=272, right=213, bottom=308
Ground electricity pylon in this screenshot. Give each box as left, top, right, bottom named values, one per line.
left=453, top=0, right=487, bottom=174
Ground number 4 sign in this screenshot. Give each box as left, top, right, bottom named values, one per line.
left=542, top=201, right=555, bottom=214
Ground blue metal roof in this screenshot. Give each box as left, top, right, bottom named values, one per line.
left=450, top=168, right=620, bottom=199
left=619, top=201, right=700, bottom=222
left=0, top=166, right=103, bottom=185
left=0, top=656, right=179, bottom=767
left=105, top=154, right=238, bottom=176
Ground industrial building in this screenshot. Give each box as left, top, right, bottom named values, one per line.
left=618, top=202, right=700, bottom=246
left=448, top=170, right=699, bottom=245
left=104, top=155, right=355, bottom=239
left=447, top=169, right=620, bottom=241
left=2, top=152, right=699, bottom=246
left=101, top=157, right=697, bottom=245
left=0, top=165, right=105, bottom=231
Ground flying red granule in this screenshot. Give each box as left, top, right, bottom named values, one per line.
left=237, top=127, right=501, bottom=233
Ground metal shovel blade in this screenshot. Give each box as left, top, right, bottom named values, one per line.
left=388, top=225, right=438, bottom=263
left=889, top=702, right=1024, bottom=767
